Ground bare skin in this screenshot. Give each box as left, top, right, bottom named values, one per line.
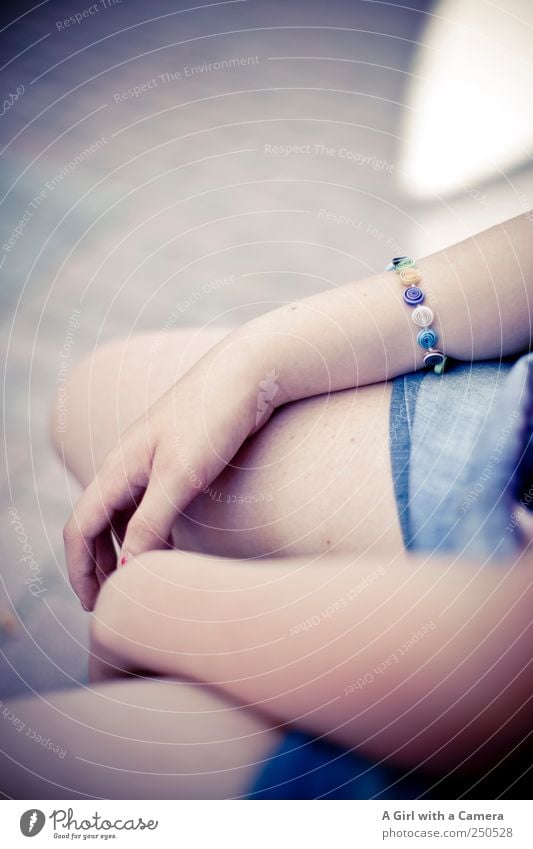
left=57, top=327, right=403, bottom=560
left=0, top=679, right=283, bottom=800
left=1, top=324, right=530, bottom=800
left=1, top=213, right=532, bottom=799
left=1, top=327, right=402, bottom=800
left=60, top=213, right=533, bottom=611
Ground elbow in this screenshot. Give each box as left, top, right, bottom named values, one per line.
left=395, top=629, right=532, bottom=775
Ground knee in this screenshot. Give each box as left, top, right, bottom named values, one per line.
left=91, top=550, right=188, bottom=652
left=50, top=348, right=87, bottom=462
left=49, top=338, right=126, bottom=480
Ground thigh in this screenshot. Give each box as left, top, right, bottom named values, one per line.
left=0, top=678, right=282, bottom=799
left=179, top=385, right=402, bottom=558
left=53, top=326, right=233, bottom=486
left=55, top=328, right=403, bottom=559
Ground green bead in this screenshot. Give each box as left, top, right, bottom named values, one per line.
left=395, top=257, right=416, bottom=270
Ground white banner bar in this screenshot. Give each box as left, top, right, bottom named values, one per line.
left=1, top=799, right=531, bottom=847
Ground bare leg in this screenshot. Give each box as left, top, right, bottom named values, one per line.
left=0, top=678, right=282, bottom=799
left=19, top=326, right=401, bottom=800
left=52, top=327, right=403, bottom=559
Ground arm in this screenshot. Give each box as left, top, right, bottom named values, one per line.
left=65, top=212, right=533, bottom=608
left=91, top=548, right=533, bottom=774
left=243, top=211, right=533, bottom=404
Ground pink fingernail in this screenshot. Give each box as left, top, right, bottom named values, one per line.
left=119, top=551, right=129, bottom=568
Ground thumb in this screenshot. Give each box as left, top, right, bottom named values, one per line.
left=120, top=474, right=178, bottom=564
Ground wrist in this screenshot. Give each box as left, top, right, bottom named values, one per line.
left=236, top=313, right=303, bottom=408
left=224, top=321, right=286, bottom=427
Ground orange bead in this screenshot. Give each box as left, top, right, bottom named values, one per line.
left=399, top=267, right=422, bottom=285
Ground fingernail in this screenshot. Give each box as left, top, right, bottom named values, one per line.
left=119, top=550, right=129, bottom=568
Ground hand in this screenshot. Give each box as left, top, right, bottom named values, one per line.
left=64, top=328, right=273, bottom=610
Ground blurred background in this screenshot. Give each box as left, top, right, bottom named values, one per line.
left=1, top=0, right=533, bottom=698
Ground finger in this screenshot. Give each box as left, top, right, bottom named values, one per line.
left=121, top=471, right=179, bottom=559
left=64, top=461, right=146, bottom=609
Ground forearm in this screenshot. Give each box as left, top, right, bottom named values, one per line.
left=240, top=212, right=533, bottom=405
left=92, top=549, right=533, bottom=773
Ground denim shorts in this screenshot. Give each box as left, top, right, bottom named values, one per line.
left=247, top=354, right=533, bottom=799
left=393, top=354, right=533, bottom=559
left=390, top=359, right=512, bottom=552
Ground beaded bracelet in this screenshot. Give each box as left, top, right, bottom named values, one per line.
left=385, top=256, right=447, bottom=375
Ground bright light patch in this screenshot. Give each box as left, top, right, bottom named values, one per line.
left=401, top=0, right=533, bottom=198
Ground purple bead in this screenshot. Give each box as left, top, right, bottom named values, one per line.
left=403, top=286, right=424, bottom=306
left=424, top=349, right=445, bottom=367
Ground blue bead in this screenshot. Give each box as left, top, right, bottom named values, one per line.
left=417, top=328, right=438, bottom=349
left=403, top=286, right=424, bottom=305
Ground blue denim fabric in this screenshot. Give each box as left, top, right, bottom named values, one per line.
left=246, top=731, right=431, bottom=799
left=247, top=354, right=533, bottom=800
left=407, top=354, right=532, bottom=558
left=389, top=371, right=426, bottom=548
